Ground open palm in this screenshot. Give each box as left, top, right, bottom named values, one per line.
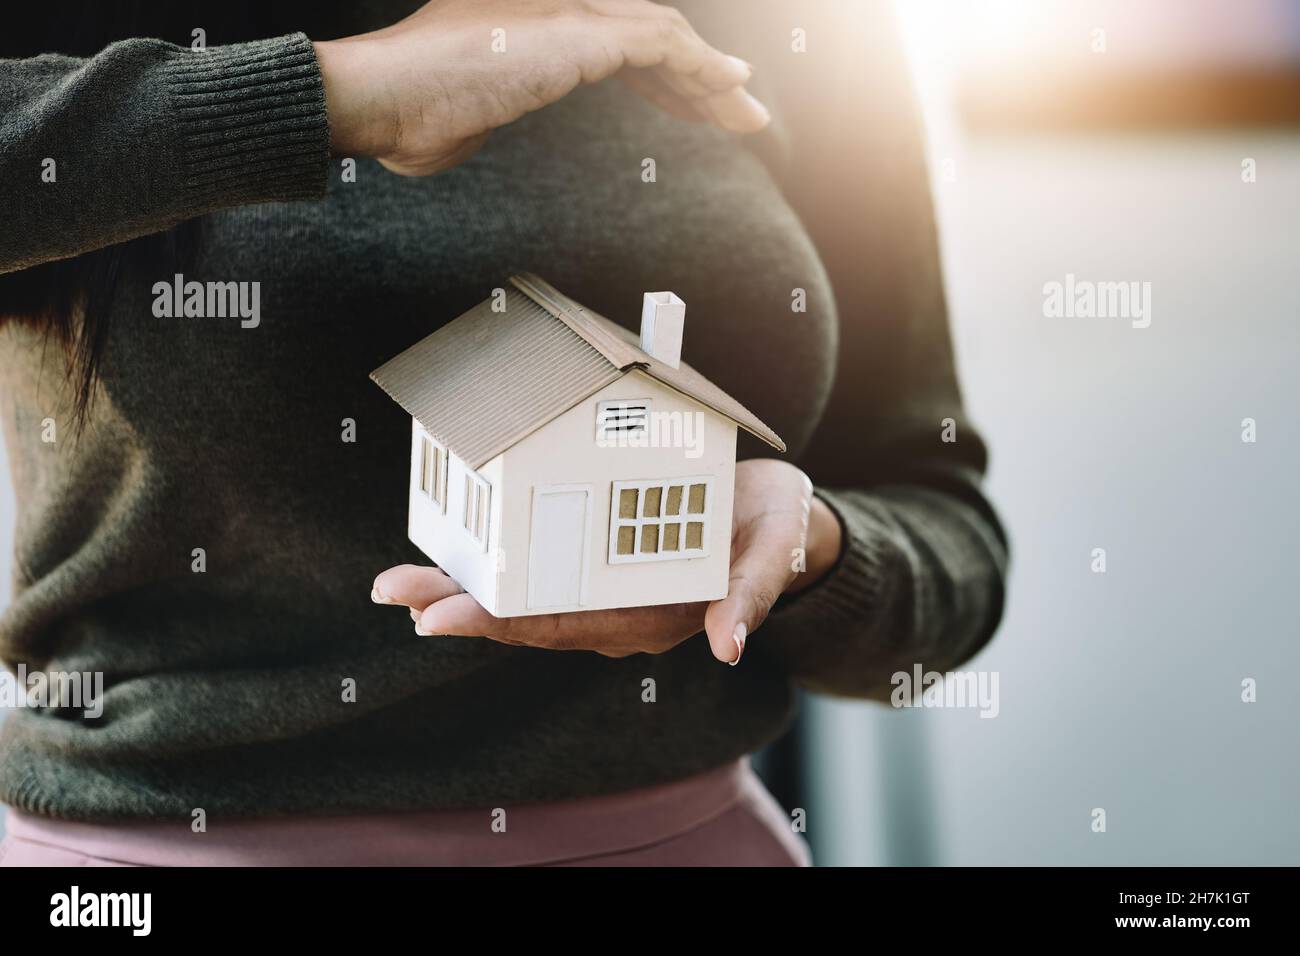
left=371, top=459, right=839, bottom=664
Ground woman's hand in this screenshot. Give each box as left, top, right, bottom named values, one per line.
left=371, top=459, right=843, bottom=664
left=315, top=0, right=771, bottom=176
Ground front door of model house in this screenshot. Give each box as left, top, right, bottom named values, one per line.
left=527, top=485, right=592, bottom=609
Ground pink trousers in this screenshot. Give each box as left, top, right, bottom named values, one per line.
left=0, top=759, right=810, bottom=867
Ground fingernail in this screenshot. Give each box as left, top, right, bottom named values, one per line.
left=742, top=90, right=771, bottom=127
left=729, top=623, right=747, bottom=666
left=726, top=54, right=753, bottom=79
left=414, top=623, right=433, bottom=637
left=371, top=587, right=391, bottom=604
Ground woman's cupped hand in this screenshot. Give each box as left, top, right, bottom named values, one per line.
left=371, top=460, right=843, bottom=665
left=315, top=0, right=771, bottom=176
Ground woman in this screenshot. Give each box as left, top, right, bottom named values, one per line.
left=0, top=0, right=1006, bottom=866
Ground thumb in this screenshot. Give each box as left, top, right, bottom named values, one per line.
left=704, top=556, right=787, bottom=666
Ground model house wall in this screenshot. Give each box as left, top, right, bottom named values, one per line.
left=494, top=371, right=737, bottom=617
left=407, top=419, right=504, bottom=615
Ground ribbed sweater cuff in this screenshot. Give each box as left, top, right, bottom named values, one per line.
left=768, top=488, right=899, bottom=634
left=162, top=33, right=330, bottom=207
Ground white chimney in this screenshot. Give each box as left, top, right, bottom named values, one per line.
left=639, top=291, right=686, bottom=369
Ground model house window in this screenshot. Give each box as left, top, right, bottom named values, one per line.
left=418, top=434, right=448, bottom=511
left=596, top=400, right=650, bottom=444
left=608, top=477, right=710, bottom=563
left=463, top=470, right=491, bottom=550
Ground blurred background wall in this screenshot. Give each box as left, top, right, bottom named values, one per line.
left=2, top=1, right=1298, bottom=860
left=784, top=0, right=1300, bottom=865
left=0, top=436, right=10, bottom=839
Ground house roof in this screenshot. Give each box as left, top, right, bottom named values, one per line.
left=370, top=274, right=786, bottom=469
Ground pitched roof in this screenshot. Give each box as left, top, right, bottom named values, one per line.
left=370, top=274, right=785, bottom=469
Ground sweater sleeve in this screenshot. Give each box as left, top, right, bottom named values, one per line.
left=749, top=1, right=1008, bottom=699
left=0, top=32, right=330, bottom=275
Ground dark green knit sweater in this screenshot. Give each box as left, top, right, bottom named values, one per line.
left=0, top=2, right=1006, bottom=820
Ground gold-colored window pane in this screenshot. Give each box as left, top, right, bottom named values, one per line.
left=686, top=522, right=704, bottom=549
left=431, top=449, right=443, bottom=505
left=616, top=525, right=635, bottom=555
left=687, top=483, right=706, bottom=514
left=662, top=523, right=681, bottom=551
left=643, top=486, right=662, bottom=517
left=464, top=477, right=473, bottom=527
left=619, top=488, right=639, bottom=519
left=420, top=439, right=431, bottom=494
left=665, top=485, right=683, bottom=515
left=639, top=524, right=659, bottom=554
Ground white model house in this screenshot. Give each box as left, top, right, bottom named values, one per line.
left=370, top=274, right=785, bottom=617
